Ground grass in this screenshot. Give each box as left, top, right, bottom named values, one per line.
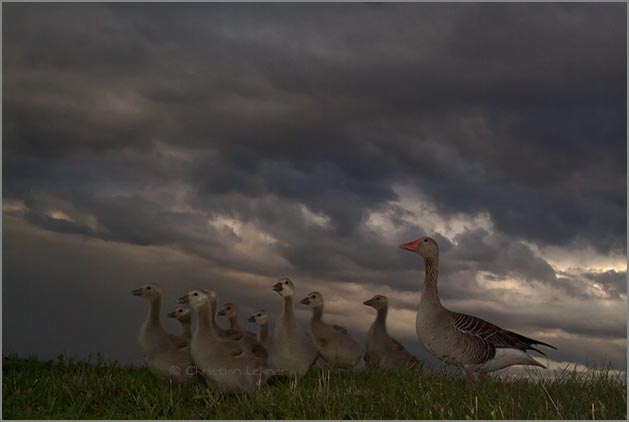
left=2, top=354, right=626, bottom=420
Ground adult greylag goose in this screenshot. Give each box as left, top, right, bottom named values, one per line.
left=363, top=295, right=418, bottom=370
left=399, top=237, right=556, bottom=376
left=300, top=291, right=363, bottom=369
left=248, top=310, right=270, bottom=347
left=218, top=303, right=256, bottom=337
left=131, top=283, right=198, bottom=384
left=167, top=307, right=192, bottom=347
left=178, top=289, right=270, bottom=393
left=269, top=278, right=318, bottom=379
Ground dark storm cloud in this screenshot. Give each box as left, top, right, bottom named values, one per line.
left=2, top=3, right=626, bottom=368
left=583, top=270, right=628, bottom=299
left=4, top=2, right=626, bottom=249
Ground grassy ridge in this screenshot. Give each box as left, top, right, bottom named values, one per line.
left=2, top=355, right=626, bottom=420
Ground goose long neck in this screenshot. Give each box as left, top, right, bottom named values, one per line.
left=312, top=305, right=323, bottom=322
left=229, top=317, right=242, bottom=331
left=148, top=297, right=162, bottom=324
left=196, top=302, right=212, bottom=332
left=209, top=299, right=220, bottom=333
left=259, top=323, right=269, bottom=344
left=181, top=320, right=192, bottom=338
left=423, top=256, right=441, bottom=303
left=282, top=296, right=295, bottom=323
left=375, top=306, right=388, bottom=332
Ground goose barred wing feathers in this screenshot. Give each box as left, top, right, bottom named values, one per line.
left=452, top=312, right=556, bottom=356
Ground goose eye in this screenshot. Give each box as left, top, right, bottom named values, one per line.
left=193, top=292, right=198, bottom=296
left=424, top=238, right=428, bottom=242
left=284, top=281, right=288, bottom=285
left=311, top=295, right=315, bottom=298
left=257, top=313, right=261, bottom=317
left=146, top=286, right=152, bottom=290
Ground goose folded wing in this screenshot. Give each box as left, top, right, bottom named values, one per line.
left=452, top=312, right=555, bottom=354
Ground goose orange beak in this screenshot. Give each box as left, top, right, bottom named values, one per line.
left=399, top=239, right=420, bottom=252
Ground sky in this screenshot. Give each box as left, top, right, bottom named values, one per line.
left=2, top=3, right=627, bottom=374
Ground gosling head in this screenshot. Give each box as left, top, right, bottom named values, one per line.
left=399, top=236, right=439, bottom=259
left=167, top=307, right=192, bottom=322
left=300, top=291, right=323, bottom=308
left=363, top=294, right=388, bottom=310
left=248, top=310, right=269, bottom=325
left=272, top=277, right=295, bottom=297
left=177, top=289, right=209, bottom=309
left=131, top=283, right=162, bottom=300
left=217, top=303, right=237, bottom=319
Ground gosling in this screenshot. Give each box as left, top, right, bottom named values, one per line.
left=363, top=295, right=418, bottom=370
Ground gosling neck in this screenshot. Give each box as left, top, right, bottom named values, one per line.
left=374, top=305, right=388, bottom=333
left=180, top=319, right=192, bottom=338
left=148, top=296, right=162, bottom=324
left=311, top=304, right=324, bottom=323
left=282, top=296, right=295, bottom=322
left=259, top=322, right=269, bottom=345
left=196, top=302, right=212, bottom=332
left=229, top=316, right=242, bottom=331
left=209, top=299, right=221, bottom=334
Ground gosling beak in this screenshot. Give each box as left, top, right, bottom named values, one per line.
left=363, top=298, right=374, bottom=306
left=247, top=315, right=256, bottom=323
left=167, top=311, right=177, bottom=318
left=217, top=309, right=226, bottom=316
left=300, top=297, right=310, bottom=305
left=131, top=288, right=143, bottom=296
left=272, top=282, right=283, bottom=292
left=176, top=294, right=189, bottom=304
left=399, top=239, right=420, bottom=252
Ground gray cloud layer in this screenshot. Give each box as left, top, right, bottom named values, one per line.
left=2, top=3, right=626, bottom=370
